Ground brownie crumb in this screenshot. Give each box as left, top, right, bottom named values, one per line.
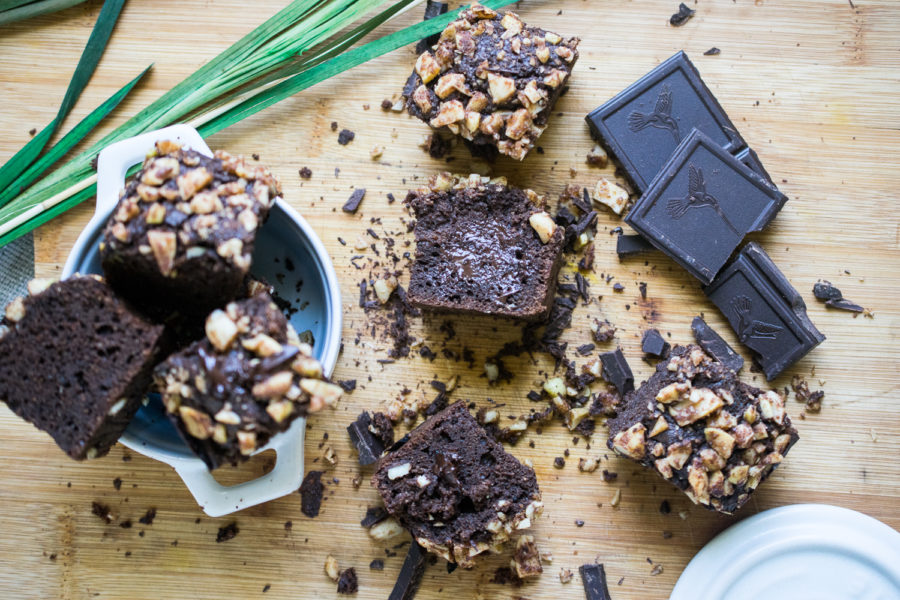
left=601, top=470, right=618, bottom=482
left=669, top=2, right=695, bottom=26
left=592, top=319, right=617, bottom=343
left=284, top=520, right=293, bottom=531
left=262, top=584, right=271, bottom=593
left=119, top=519, right=132, bottom=529
left=91, top=502, right=113, bottom=524
left=491, top=566, right=524, bottom=587
left=28, top=128, right=37, bottom=136
left=659, top=499, right=671, bottom=514
left=575, top=519, right=585, bottom=527
left=299, top=167, right=312, bottom=179
left=381, top=99, right=393, bottom=110
left=370, top=559, right=385, bottom=571
left=331, top=121, right=339, bottom=131
left=338, top=379, right=357, bottom=392
left=337, top=568, right=358, bottom=595
left=113, top=477, right=122, bottom=491
left=216, top=522, right=239, bottom=543
left=338, top=129, right=355, bottom=145
left=554, top=457, right=566, bottom=469
left=420, top=133, right=453, bottom=159
left=251, top=153, right=260, bottom=161
left=300, top=470, right=325, bottom=518
left=792, top=375, right=824, bottom=413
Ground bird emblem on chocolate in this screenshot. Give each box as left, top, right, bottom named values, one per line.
left=731, top=295, right=782, bottom=341
left=665, top=164, right=741, bottom=236
left=628, top=84, right=680, bottom=142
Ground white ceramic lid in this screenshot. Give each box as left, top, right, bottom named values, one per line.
left=671, top=504, right=900, bottom=600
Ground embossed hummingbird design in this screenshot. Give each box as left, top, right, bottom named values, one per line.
left=628, top=84, right=680, bottom=142
left=665, top=164, right=741, bottom=236
left=731, top=295, right=782, bottom=341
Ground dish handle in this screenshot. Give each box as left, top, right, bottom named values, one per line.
left=169, top=417, right=306, bottom=518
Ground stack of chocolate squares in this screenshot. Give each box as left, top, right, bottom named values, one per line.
left=586, top=51, right=824, bottom=380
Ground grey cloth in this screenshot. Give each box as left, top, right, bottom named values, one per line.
left=0, top=233, right=35, bottom=307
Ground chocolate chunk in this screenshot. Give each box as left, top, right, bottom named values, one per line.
left=826, top=298, right=864, bottom=313
left=577, top=343, right=596, bottom=356
left=388, top=542, right=428, bottom=600
left=361, top=506, right=389, bottom=528
left=612, top=282, right=625, bottom=292
left=626, top=129, right=788, bottom=284
left=370, top=559, right=385, bottom=571
left=691, top=316, right=744, bottom=373
left=579, top=563, right=612, bottom=600
left=299, top=167, right=312, bottom=179
left=91, top=501, right=113, bottom=524
left=138, top=508, right=156, bottom=525
left=337, top=129, right=355, bottom=145
left=347, top=412, right=386, bottom=466
left=812, top=280, right=843, bottom=301
left=669, top=3, right=696, bottom=26
left=336, top=568, right=358, bottom=595
left=215, top=522, right=239, bottom=543
left=415, top=0, right=449, bottom=54
left=616, top=233, right=655, bottom=258
left=703, top=242, right=825, bottom=380
left=703, top=47, right=721, bottom=56
left=338, top=379, right=357, bottom=392
left=299, top=470, right=325, bottom=517
left=343, top=188, right=366, bottom=213
left=641, top=329, right=670, bottom=358
left=600, top=349, right=634, bottom=395
left=586, top=51, right=766, bottom=193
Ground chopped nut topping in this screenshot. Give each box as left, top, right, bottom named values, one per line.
left=324, top=555, right=340, bottom=581
left=487, top=73, right=517, bottom=103
left=430, top=99, right=466, bottom=128
left=649, top=415, right=669, bottom=437
left=528, top=210, right=557, bottom=243
left=179, top=406, right=214, bottom=439
left=146, top=230, right=177, bottom=275
left=236, top=430, right=257, bottom=455
left=373, top=276, right=398, bottom=304
left=611, top=423, right=646, bottom=460
left=415, top=51, right=442, bottom=84
left=593, top=178, right=630, bottom=215
left=668, top=387, right=724, bottom=426
left=205, top=309, right=238, bottom=351
left=704, top=427, right=736, bottom=459
left=252, top=371, right=294, bottom=399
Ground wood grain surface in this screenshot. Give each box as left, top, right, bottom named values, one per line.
left=1, top=0, right=899, bottom=598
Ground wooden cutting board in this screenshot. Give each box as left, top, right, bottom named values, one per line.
left=1, top=0, right=898, bottom=598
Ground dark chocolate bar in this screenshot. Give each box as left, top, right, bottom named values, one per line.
left=641, top=328, right=670, bottom=358
left=388, top=542, right=428, bottom=600
left=600, top=348, right=634, bottom=395
left=625, top=129, right=788, bottom=284
left=615, top=233, right=656, bottom=258
left=585, top=51, right=749, bottom=193
left=579, top=563, right=612, bottom=600
left=691, top=316, right=744, bottom=373
left=703, top=242, right=825, bottom=380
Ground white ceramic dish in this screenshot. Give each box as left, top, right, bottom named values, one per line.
left=62, top=124, right=342, bottom=517
left=671, top=504, right=900, bottom=600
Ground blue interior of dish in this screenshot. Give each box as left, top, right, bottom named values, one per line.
left=70, top=203, right=332, bottom=458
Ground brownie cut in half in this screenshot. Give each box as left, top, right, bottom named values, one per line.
left=607, top=344, right=798, bottom=514
left=154, top=293, right=342, bottom=469
left=405, top=173, right=565, bottom=320
left=403, top=4, right=579, bottom=160
left=100, top=139, right=281, bottom=319
left=0, top=276, right=164, bottom=459
left=372, top=401, right=543, bottom=567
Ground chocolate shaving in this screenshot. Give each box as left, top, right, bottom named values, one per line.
left=691, top=316, right=744, bottom=373
left=704, top=47, right=721, bottom=56
left=343, top=188, right=366, bottom=213
left=388, top=541, right=428, bottom=600
left=669, top=2, right=695, bottom=26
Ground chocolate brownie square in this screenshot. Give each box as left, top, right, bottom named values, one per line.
left=0, top=276, right=164, bottom=459
left=403, top=4, right=579, bottom=160
left=154, top=294, right=342, bottom=469
left=405, top=173, right=564, bottom=320
left=607, top=345, right=798, bottom=514
left=100, top=139, right=280, bottom=318
left=373, top=401, right=542, bottom=567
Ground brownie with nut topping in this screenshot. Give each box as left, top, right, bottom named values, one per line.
left=372, top=401, right=542, bottom=567
left=403, top=4, right=579, bottom=161
left=153, top=294, right=342, bottom=469
left=405, top=173, right=565, bottom=320
left=607, top=344, right=798, bottom=514
left=100, top=140, right=280, bottom=319
left=0, top=276, right=164, bottom=460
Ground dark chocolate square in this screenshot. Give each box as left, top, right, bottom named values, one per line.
left=703, top=242, right=825, bottom=380
left=625, top=129, right=788, bottom=284
left=585, top=51, right=747, bottom=192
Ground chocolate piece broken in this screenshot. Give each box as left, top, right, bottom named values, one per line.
left=579, top=563, right=612, bottom=600
left=825, top=298, right=864, bottom=313
left=415, top=0, right=450, bottom=54
left=388, top=542, right=428, bottom=600
left=616, top=233, right=655, bottom=258
left=703, top=242, right=825, bottom=380
left=361, top=506, right=389, bottom=529
left=812, top=280, right=843, bottom=301
left=600, top=349, right=634, bottom=395
left=641, top=329, right=670, bottom=358
left=343, top=188, right=366, bottom=213
left=586, top=51, right=773, bottom=193
left=336, top=568, right=358, bottom=595
left=703, top=47, right=721, bottom=56
left=337, top=129, right=355, bottom=145
left=691, top=316, right=744, bottom=373
left=348, top=411, right=387, bottom=466
left=669, top=3, right=696, bottom=26
left=300, top=470, right=325, bottom=518
left=625, top=129, right=787, bottom=284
